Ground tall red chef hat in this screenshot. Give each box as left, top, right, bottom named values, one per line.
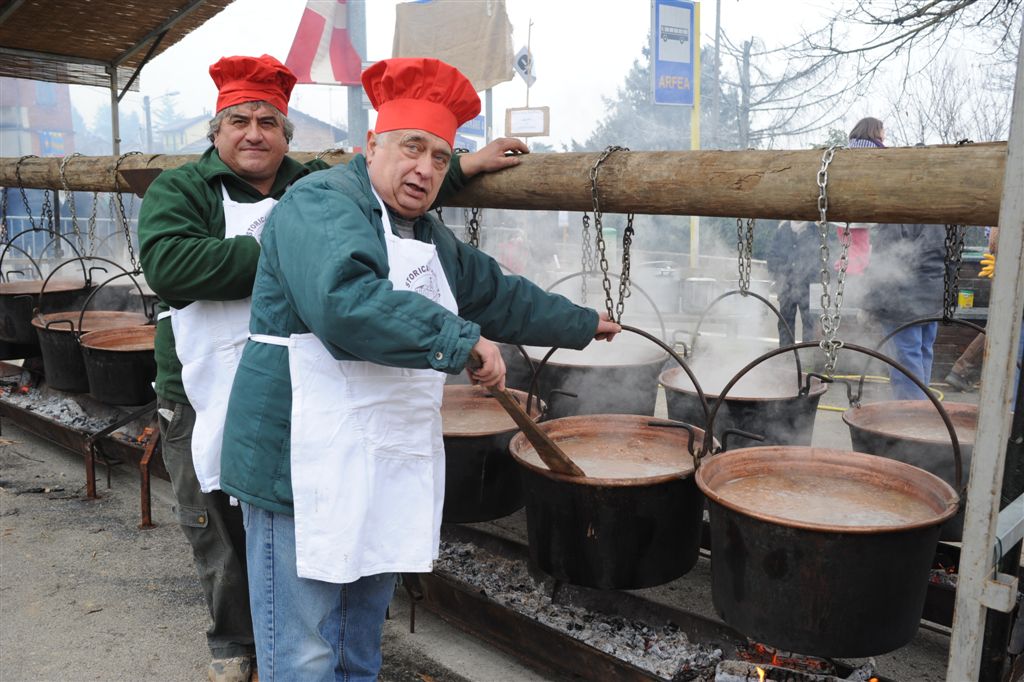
left=361, top=58, right=480, bottom=148
left=209, top=54, right=297, bottom=115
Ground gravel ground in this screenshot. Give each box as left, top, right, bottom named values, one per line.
left=0, top=420, right=543, bottom=682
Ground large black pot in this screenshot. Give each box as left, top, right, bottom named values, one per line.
left=32, top=311, right=149, bottom=392
left=79, top=325, right=156, bottom=405
left=440, top=385, right=542, bottom=523
left=509, top=414, right=709, bottom=590
left=0, top=279, right=91, bottom=347
left=519, top=340, right=668, bottom=419
left=0, top=234, right=91, bottom=350
left=697, top=445, right=958, bottom=657
left=843, top=400, right=976, bottom=540
left=661, top=363, right=827, bottom=447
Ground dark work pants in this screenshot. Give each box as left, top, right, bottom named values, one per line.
left=158, top=397, right=254, bottom=659
left=777, top=286, right=814, bottom=346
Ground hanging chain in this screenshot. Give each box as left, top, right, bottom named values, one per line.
left=463, top=207, right=482, bottom=248
left=943, top=223, right=966, bottom=321
left=580, top=212, right=595, bottom=302
left=940, top=139, right=973, bottom=322
left=15, top=155, right=41, bottom=231
left=60, top=153, right=86, bottom=254
left=736, top=217, right=755, bottom=294
left=1, top=185, right=8, bottom=243
left=40, top=182, right=53, bottom=232
left=86, top=190, right=100, bottom=256
left=113, top=151, right=143, bottom=273
left=816, top=145, right=850, bottom=376
left=616, top=210, right=636, bottom=323
left=590, top=145, right=634, bottom=323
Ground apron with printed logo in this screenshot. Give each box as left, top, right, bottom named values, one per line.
left=170, top=183, right=274, bottom=493
left=251, top=191, right=457, bottom=583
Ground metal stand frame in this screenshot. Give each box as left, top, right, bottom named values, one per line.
left=947, top=16, right=1024, bottom=681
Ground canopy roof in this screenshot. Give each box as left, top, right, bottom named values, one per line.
left=0, top=0, right=232, bottom=90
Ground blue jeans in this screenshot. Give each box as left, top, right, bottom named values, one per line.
left=882, top=321, right=938, bottom=400
left=241, top=503, right=397, bottom=682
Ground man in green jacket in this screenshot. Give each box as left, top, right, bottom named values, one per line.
left=139, top=54, right=527, bottom=682
left=219, top=57, right=619, bottom=680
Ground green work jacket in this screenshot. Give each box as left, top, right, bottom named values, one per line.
left=219, top=155, right=598, bottom=514
left=138, top=146, right=328, bottom=404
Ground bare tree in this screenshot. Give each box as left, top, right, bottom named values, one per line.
left=795, top=0, right=1022, bottom=92
left=718, top=34, right=849, bottom=148
left=882, top=56, right=1012, bottom=144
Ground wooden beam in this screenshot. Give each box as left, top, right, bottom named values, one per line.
left=0, top=143, right=1006, bottom=225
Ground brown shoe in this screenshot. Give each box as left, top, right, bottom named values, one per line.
left=208, top=656, right=253, bottom=682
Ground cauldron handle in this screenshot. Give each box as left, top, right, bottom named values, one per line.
left=848, top=315, right=987, bottom=404
left=619, top=324, right=711, bottom=441
left=540, top=389, right=578, bottom=419
left=0, top=244, right=43, bottom=282
left=689, top=288, right=803, bottom=395
left=705, top=341, right=964, bottom=494
left=647, top=420, right=701, bottom=466
left=544, top=269, right=668, bottom=343
left=33, top=256, right=130, bottom=323
left=0, top=227, right=84, bottom=280
left=507, top=343, right=541, bottom=415
left=75, top=269, right=151, bottom=337
left=721, top=428, right=765, bottom=452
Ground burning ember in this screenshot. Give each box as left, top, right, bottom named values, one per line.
left=715, top=659, right=879, bottom=681
left=435, top=540, right=724, bottom=679
left=718, top=643, right=879, bottom=682
left=929, top=564, right=958, bottom=589
left=737, top=642, right=835, bottom=675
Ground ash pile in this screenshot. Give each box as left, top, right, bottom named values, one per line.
left=0, top=367, right=143, bottom=438
left=435, top=540, right=724, bottom=680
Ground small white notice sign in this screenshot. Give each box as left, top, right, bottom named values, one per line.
left=505, top=106, right=550, bottom=137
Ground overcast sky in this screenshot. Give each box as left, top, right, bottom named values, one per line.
left=67, top=0, right=957, bottom=150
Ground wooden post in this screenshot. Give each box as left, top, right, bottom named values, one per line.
left=0, top=143, right=1007, bottom=225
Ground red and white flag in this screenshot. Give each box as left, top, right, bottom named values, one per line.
left=286, top=0, right=362, bottom=85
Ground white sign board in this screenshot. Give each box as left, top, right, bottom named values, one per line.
left=505, top=107, right=549, bottom=137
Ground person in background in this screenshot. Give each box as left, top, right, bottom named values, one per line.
left=218, top=57, right=620, bottom=680
left=839, top=117, right=886, bottom=275
left=767, top=220, right=820, bottom=346
left=945, top=226, right=998, bottom=391
left=138, top=53, right=526, bottom=682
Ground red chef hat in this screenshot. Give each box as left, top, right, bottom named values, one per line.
left=361, top=58, right=480, bottom=148
left=209, top=54, right=297, bottom=115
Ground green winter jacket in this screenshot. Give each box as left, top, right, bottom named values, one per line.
left=138, top=147, right=328, bottom=404
left=219, top=155, right=598, bottom=514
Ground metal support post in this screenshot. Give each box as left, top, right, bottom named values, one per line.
left=947, top=16, right=1024, bottom=680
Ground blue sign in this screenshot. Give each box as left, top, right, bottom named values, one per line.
left=653, top=0, right=698, bottom=106
left=458, top=114, right=486, bottom=137
left=454, top=134, right=478, bottom=152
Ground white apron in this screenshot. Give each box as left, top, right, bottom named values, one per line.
left=171, top=183, right=275, bottom=493
left=251, top=191, right=457, bottom=583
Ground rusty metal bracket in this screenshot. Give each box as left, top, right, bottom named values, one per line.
left=83, top=399, right=156, bottom=500
left=137, top=415, right=160, bottom=529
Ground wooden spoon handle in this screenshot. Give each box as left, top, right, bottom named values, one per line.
left=466, top=352, right=584, bottom=476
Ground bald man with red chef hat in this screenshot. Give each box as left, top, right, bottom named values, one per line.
left=218, top=57, right=620, bottom=680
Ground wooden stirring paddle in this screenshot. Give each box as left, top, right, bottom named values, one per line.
left=468, top=355, right=585, bottom=476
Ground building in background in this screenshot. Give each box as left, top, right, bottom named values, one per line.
left=0, top=77, right=75, bottom=156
